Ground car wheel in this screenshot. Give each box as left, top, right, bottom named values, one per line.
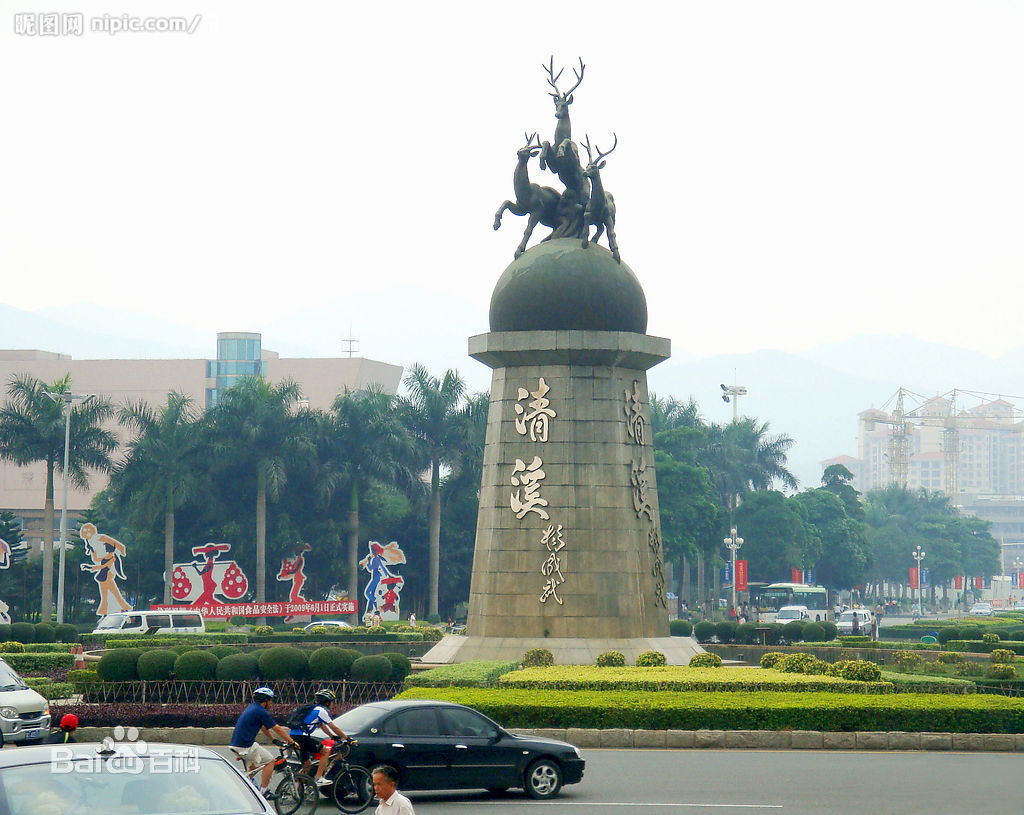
left=524, top=759, right=562, bottom=799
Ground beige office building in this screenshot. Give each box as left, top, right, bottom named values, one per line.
left=0, top=332, right=403, bottom=547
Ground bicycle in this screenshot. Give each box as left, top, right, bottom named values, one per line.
left=232, top=742, right=318, bottom=815
left=299, top=736, right=374, bottom=814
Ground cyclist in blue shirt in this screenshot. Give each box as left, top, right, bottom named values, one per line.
left=290, top=688, right=347, bottom=788
left=229, top=687, right=296, bottom=799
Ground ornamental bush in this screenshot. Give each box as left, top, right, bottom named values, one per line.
left=782, top=621, right=805, bottom=643
left=987, top=664, right=1017, bottom=680
left=0, top=641, right=25, bottom=653
left=688, top=653, right=722, bottom=668
left=350, top=655, right=392, bottom=682
left=215, top=653, right=260, bottom=681
left=954, top=661, right=982, bottom=677
left=635, top=650, right=667, bottom=667
left=801, top=623, right=826, bottom=643
left=54, top=624, right=79, bottom=643
left=670, top=619, right=693, bottom=637
left=34, top=623, right=56, bottom=643
left=419, top=626, right=443, bottom=642
left=137, top=649, right=178, bottom=681
left=252, top=625, right=275, bottom=637
left=892, top=651, right=923, bottom=671
left=693, top=622, right=715, bottom=643
left=714, top=622, right=737, bottom=644
left=97, top=648, right=143, bottom=682
left=760, top=652, right=786, bottom=669
left=821, top=621, right=838, bottom=641
left=596, top=651, right=626, bottom=667
left=173, top=650, right=219, bottom=681
left=258, top=647, right=309, bottom=680
left=307, top=626, right=330, bottom=636
left=826, top=660, right=882, bottom=682
left=937, top=651, right=965, bottom=664
left=209, top=645, right=240, bottom=659
left=408, top=661, right=519, bottom=688
left=521, top=648, right=554, bottom=668
left=936, top=627, right=960, bottom=644
left=959, top=625, right=983, bottom=641
left=735, top=622, right=757, bottom=644
left=10, top=622, right=34, bottom=644
left=381, top=652, right=413, bottom=681
left=775, top=653, right=818, bottom=674
left=991, top=649, right=1016, bottom=665
left=982, top=633, right=1000, bottom=644
left=308, top=647, right=361, bottom=680
left=991, top=629, right=1011, bottom=641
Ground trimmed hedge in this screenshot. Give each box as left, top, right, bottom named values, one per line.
left=308, top=647, right=361, bottom=680
left=10, top=623, right=34, bottom=643
left=34, top=623, right=56, bottom=643
left=350, top=655, right=392, bottom=682
left=97, top=648, right=144, bottom=682
left=522, top=649, right=554, bottom=668
left=216, top=653, right=260, bottom=681
left=258, top=647, right=309, bottom=680
left=1, top=652, right=74, bottom=673
left=54, top=624, right=79, bottom=643
left=693, top=622, right=715, bottom=643
left=688, top=653, right=723, bottom=668
left=669, top=619, right=692, bottom=637
left=136, top=650, right=178, bottom=681
left=174, top=650, right=219, bottom=681
left=381, top=652, right=413, bottom=682
left=596, top=651, right=626, bottom=667
left=405, top=661, right=519, bottom=688
left=395, top=686, right=1024, bottom=732
left=947, top=641, right=1024, bottom=655
left=23, top=677, right=75, bottom=699
left=101, top=634, right=248, bottom=648
left=636, top=650, right=667, bottom=667
left=249, top=631, right=424, bottom=644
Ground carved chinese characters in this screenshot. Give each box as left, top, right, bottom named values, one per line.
left=539, top=524, right=566, bottom=604
left=515, top=377, right=556, bottom=441
left=511, top=456, right=550, bottom=520
left=624, top=379, right=666, bottom=608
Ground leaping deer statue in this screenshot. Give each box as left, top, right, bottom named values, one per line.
left=493, top=132, right=562, bottom=258
left=581, top=134, right=620, bottom=262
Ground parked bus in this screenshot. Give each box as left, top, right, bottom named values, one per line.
left=751, top=583, right=830, bottom=622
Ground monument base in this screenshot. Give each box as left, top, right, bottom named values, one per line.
left=421, top=635, right=705, bottom=666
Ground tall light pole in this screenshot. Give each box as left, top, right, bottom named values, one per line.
left=724, top=527, right=744, bottom=614
left=912, top=544, right=926, bottom=617
left=720, top=383, right=748, bottom=423
left=45, top=390, right=94, bottom=624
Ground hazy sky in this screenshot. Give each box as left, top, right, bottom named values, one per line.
left=2, top=1, right=1023, bottom=361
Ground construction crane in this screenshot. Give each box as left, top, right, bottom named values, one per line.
left=864, top=387, right=1024, bottom=497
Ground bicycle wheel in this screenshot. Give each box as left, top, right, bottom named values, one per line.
left=331, top=765, right=374, bottom=814
left=274, top=770, right=317, bottom=815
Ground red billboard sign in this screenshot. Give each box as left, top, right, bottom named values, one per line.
left=953, top=575, right=963, bottom=590
left=735, top=560, right=748, bottom=592
left=909, top=567, right=919, bottom=590
left=974, top=576, right=984, bottom=590
left=791, top=567, right=802, bottom=584
left=150, top=599, right=356, bottom=620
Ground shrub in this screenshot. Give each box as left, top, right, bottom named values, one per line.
left=308, top=647, right=361, bottom=680
left=688, top=653, right=722, bottom=668
left=418, top=626, right=443, bottom=642
left=406, top=661, right=518, bottom=688
left=991, top=629, right=1011, bottom=641
left=307, top=626, right=330, bottom=635
left=521, top=648, right=554, bottom=668
left=427, top=614, right=442, bottom=624
left=782, top=621, right=805, bottom=643
left=714, top=621, right=737, bottom=644
left=68, top=669, right=100, bottom=690
left=991, top=649, right=1016, bottom=665
left=0, top=625, right=9, bottom=642
left=937, top=627, right=960, bottom=644
left=252, top=625, right=275, bottom=637
left=97, top=648, right=143, bottom=682
left=381, top=652, right=413, bottom=681
left=762, top=624, right=784, bottom=646
left=10, top=622, right=34, bottom=644
left=228, top=616, right=246, bottom=626
left=34, top=623, right=56, bottom=643
left=982, top=633, right=1000, bottom=645
left=821, top=621, right=838, bottom=641
left=892, top=651, right=923, bottom=671
left=987, top=664, right=1017, bottom=680
left=172, top=644, right=192, bottom=655
left=596, top=651, right=626, bottom=667
left=954, top=661, right=982, bottom=677
left=827, top=660, right=881, bottom=682
left=136, top=649, right=178, bottom=681
left=208, top=645, right=240, bottom=659
left=635, top=650, right=667, bottom=667
left=54, top=624, right=79, bottom=643
left=0, top=641, right=25, bottom=653
left=693, top=622, right=715, bottom=643
left=838, top=635, right=872, bottom=645
left=173, top=650, right=219, bottom=681
left=350, top=655, right=392, bottom=682
left=258, top=647, right=309, bottom=680
left=670, top=619, right=692, bottom=637
left=937, top=652, right=965, bottom=664
left=735, top=622, right=757, bottom=644
left=216, top=653, right=260, bottom=680
left=801, top=623, right=826, bottom=643
left=959, top=625, right=983, bottom=641
left=775, top=653, right=818, bottom=674
left=760, top=652, right=786, bottom=669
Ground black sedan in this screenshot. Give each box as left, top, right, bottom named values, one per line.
left=328, top=699, right=584, bottom=799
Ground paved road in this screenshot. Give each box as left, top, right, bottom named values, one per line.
left=217, top=747, right=1018, bottom=814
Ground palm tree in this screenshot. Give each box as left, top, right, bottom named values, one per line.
left=115, top=392, right=202, bottom=604
left=0, top=374, right=117, bottom=618
left=209, top=376, right=310, bottom=610
left=399, top=364, right=468, bottom=619
left=704, top=418, right=798, bottom=512
left=316, top=386, right=411, bottom=621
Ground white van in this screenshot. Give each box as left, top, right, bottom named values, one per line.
left=0, top=658, right=50, bottom=744
left=836, top=609, right=873, bottom=636
left=776, top=605, right=810, bottom=623
left=91, top=610, right=205, bottom=635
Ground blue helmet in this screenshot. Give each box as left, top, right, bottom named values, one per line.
left=253, top=686, right=274, bottom=702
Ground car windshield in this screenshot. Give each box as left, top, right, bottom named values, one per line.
left=0, top=660, right=27, bottom=691
left=333, top=704, right=387, bottom=733
left=95, top=615, right=126, bottom=630
left=0, top=752, right=264, bottom=815
left=777, top=609, right=803, bottom=619
left=839, top=612, right=862, bottom=622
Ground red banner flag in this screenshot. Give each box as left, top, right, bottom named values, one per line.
left=736, top=560, right=748, bottom=592
left=909, top=567, right=919, bottom=589
left=974, top=576, right=984, bottom=590
left=953, top=575, right=963, bottom=590
left=150, top=599, right=356, bottom=620
left=791, top=567, right=802, bottom=584
left=1018, top=573, right=1024, bottom=592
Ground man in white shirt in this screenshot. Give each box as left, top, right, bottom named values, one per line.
left=373, top=765, right=415, bottom=815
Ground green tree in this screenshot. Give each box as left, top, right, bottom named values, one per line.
left=209, top=376, right=310, bottom=611
left=115, top=392, right=202, bottom=604
left=399, top=364, right=468, bottom=619
left=0, top=374, right=116, bottom=618
left=734, top=491, right=814, bottom=582
left=792, top=488, right=870, bottom=590
left=820, top=463, right=864, bottom=519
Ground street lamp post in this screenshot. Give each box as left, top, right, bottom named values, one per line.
left=45, top=390, right=94, bottom=624
left=723, top=527, right=744, bottom=615
left=912, top=544, right=926, bottom=618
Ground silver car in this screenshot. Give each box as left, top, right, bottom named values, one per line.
left=0, top=658, right=49, bottom=745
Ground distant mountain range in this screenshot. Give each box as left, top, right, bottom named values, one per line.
left=3, top=301, right=1021, bottom=489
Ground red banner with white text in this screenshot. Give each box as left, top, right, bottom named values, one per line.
left=974, top=576, right=984, bottom=590
left=150, top=600, right=356, bottom=619
left=909, top=567, right=919, bottom=590
left=953, top=575, right=963, bottom=590
left=735, top=560, right=748, bottom=592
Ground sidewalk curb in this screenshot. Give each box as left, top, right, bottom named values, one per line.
left=70, top=726, right=1024, bottom=752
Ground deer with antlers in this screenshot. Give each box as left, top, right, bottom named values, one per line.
left=538, top=57, right=586, bottom=188
left=493, top=132, right=562, bottom=259
left=581, top=133, right=620, bottom=262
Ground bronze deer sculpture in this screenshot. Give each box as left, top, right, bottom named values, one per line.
left=493, top=133, right=562, bottom=259
left=581, top=134, right=620, bottom=262
left=538, top=57, right=585, bottom=172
